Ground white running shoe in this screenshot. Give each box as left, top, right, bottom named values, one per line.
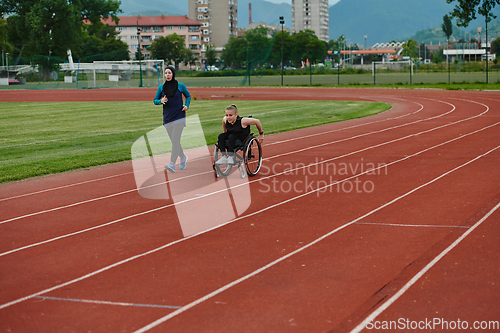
left=216, top=156, right=229, bottom=164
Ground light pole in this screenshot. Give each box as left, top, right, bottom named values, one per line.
left=280, top=16, right=284, bottom=86
left=137, top=22, right=143, bottom=87
left=486, top=15, right=489, bottom=84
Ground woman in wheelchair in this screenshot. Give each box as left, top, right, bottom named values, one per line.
left=216, top=104, right=264, bottom=165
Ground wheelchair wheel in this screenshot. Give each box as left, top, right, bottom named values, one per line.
left=214, top=144, right=232, bottom=177
left=243, top=136, right=262, bottom=177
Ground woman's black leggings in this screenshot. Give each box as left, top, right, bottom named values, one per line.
left=218, top=132, right=242, bottom=154
left=165, top=123, right=185, bottom=163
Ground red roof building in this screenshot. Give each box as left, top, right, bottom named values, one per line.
left=104, top=15, right=202, bottom=67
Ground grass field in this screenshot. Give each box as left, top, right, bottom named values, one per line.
left=0, top=100, right=390, bottom=183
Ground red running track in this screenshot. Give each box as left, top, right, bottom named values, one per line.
left=0, top=88, right=499, bottom=332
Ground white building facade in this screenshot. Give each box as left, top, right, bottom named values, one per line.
left=188, top=0, right=238, bottom=51
left=292, top=0, right=329, bottom=42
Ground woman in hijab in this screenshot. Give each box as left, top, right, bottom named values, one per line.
left=153, top=65, right=191, bottom=172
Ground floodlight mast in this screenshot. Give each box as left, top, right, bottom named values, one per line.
left=280, top=16, right=284, bottom=86
left=137, top=21, right=143, bottom=88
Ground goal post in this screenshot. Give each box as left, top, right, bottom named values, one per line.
left=60, top=59, right=164, bottom=88
left=372, top=60, right=413, bottom=85
left=92, top=60, right=164, bottom=88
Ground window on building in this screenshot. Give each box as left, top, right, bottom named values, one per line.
left=131, top=35, right=138, bottom=40
left=167, top=26, right=174, bottom=30
left=189, top=35, right=200, bottom=41
left=178, top=26, right=186, bottom=30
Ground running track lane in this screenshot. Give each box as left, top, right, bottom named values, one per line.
left=0, top=88, right=499, bottom=332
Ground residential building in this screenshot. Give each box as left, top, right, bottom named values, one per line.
left=188, top=0, right=238, bottom=52
left=105, top=15, right=202, bottom=66
left=292, top=0, right=329, bottom=42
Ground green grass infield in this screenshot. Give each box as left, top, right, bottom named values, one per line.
left=0, top=100, right=391, bottom=183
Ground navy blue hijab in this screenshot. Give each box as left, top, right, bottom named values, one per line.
left=162, top=65, right=178, bottom=98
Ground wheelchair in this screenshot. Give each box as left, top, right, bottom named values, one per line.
left=213, top=133, right=262, bottom=178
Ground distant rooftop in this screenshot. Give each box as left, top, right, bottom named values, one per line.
left=103, top=15, right=201, bottom=27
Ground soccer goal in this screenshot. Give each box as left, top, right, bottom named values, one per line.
left=372, top=60, right=413, bottom=84
left=62, top=59, right=165, bottom=88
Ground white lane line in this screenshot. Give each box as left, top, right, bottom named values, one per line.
left=354, top=222, right=470, bottom=229
left=133, top=145, right=500, bottom=333
left=0, top=97, right=410, bottom=202
left=350, top=201, right=500, bottom=333
left=34, top=296, right=181, bottom=309
left=0, top=171, right=136, bottom=203
left=0, top=170, right=212, bottom=225
left=0, top=100, right=434, bottom=223
left=264, top=97, right=417, bottom=147
left=1, top=110, right=496, bottom=258
left=1, top=128, right=498, bottom=311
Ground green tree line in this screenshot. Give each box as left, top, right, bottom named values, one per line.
left=0, top=0, right=129, bottom=79
left=221, top=27, right=326, bottom=70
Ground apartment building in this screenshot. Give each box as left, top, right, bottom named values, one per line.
left=292, top=0, right=329, bottom=42
left=188, top=0, right=238, bottom=51
left=105, top=16, right=202, bottom=63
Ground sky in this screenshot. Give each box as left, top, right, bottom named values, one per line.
left=265, top=0, right=341, bottom=5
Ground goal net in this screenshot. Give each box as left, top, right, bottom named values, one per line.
left=372, top=60, right=413, bottom=75
left=60, top=59, right=165, bottom=88
left=372, top=60, right=414, bottom=84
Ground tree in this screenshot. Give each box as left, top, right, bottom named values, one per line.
left=134, top=49, right=145, bottom=61
left=442, top=15, right=453, bottom=43
left=446, top=0, right=500, bottom=26
left=0, top=19, right=13, bottom=54
left=491, top=37, right=500, bottom=58
left=432, top=48, right=445, bottom=64
left=269, top=30, right=293, bottom=68
left=402, top=39, right=419, bottom=59
left=292, top=30, right=326, bottom=67
left=183, top=49, right=198, bottom=70
left=442, top=15, right=453, bottom=68
left=205, top=44, right=217, bottom=66
left=327, top=35, right=346, bottom=64
left=79, top=21, right=129, bottom=62
left=1, top=0, right=121, bottom=80
left=149, top=33, right=187, bottom=69
left=221, top=36, right=248, bottom=69
left=245, top=26, right=272, bottom=69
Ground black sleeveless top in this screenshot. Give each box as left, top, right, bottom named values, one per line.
left=225, top=116, right=251, bottom=140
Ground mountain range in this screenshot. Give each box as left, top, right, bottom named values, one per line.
left=118, top=0, right=500, bottom=45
